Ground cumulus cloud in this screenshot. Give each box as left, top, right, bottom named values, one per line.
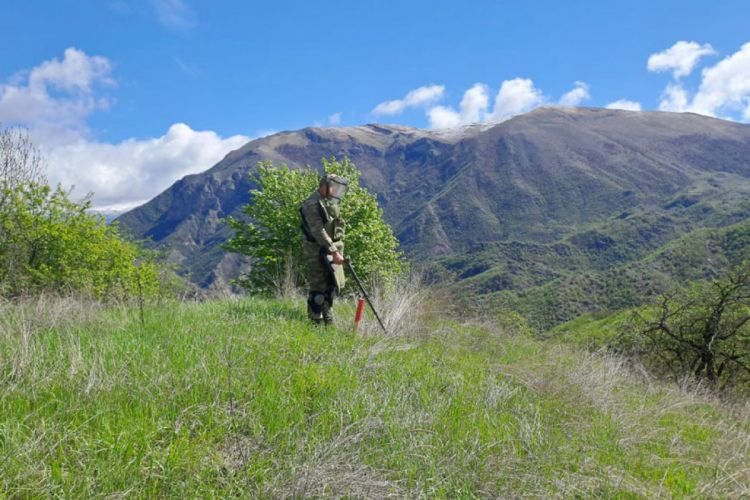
left=647, top=41, right=715, bottom=79
left=690, top=42, right=750, bottom=118
left=559, top=81, right=590, bottom=107
left=458, top=84, right=490, bottom=122
left=424, top=78, right=591, bottom=129
left=1, top=47, right=249, bottom=210
left=47, top=124, right=249, bottom=211
left=605, top=99, right=642, bottom=111
left=380, top=78, right=595, bottom=129
left=0, top=47, right=114, bottom=143
left=427, top=83, right=489, bottom=128
left=488, top=78, right=545, bottom=122
left=379, top=40, right=750, bottom=127
left=371, top=84, right=445, bottom=116
left=646, top=41, right=750, bottom=121
left=151, top=0, right=196, bottom=31
left=658, top=83, right=689, bottom=112
left=426, top=106, right=460, bottom=129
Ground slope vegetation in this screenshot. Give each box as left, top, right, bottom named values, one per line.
left=2, top=297, right=748, bottom=496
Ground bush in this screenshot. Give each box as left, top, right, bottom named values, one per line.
left=0, top=181, right=166, bottom=300
left=0, top=126, right=167, bottom=300
left=622, top=262, right=750, bottom=388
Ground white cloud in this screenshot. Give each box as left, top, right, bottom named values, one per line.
left=460, top=83, right=490, bottom=123
left=647, top=41, right=715, bottom=79
left=424, top=78, right=548, bottom=129
left=645, top=42, right=750, bottom=121
left=372, top=84, right=445, bottom=116
left=658, top=82, right=689, bottom=112
left=46, top=124, right=249, bottom=210
left=426, top=106, right=461, bottom=129
left=379, top=41, right=749, bottom=126
left=0, top=47, right=114, bottom=144
left=1, top=48, right=249, bottom=209
left=605, top=99, right=642, bottom=111
left=427, top=83, right=489, bottom=128
left=559, top=81, right=590, bottom=107
left=151, top=0, right=196, bottom=31
left=488, top=78, right=544, bottom=122
left=689, top=42, right=750, bottom=118
left=328, top=112, right=342, bottom=126
left=29, top=47, right=114, bottom=93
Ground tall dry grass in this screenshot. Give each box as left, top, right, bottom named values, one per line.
left=499, top=341, right=750, bottom=497
left=355, top=271, right=428, bottom=338
left=570, top=350, right=749, bottom=496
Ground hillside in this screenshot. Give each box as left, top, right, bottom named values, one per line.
left=116, top=108, right=750, bottom=322
left=2, top=297, right=748, bottom=496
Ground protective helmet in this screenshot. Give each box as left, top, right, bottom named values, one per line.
left=322, top=174, right=348, bottom=204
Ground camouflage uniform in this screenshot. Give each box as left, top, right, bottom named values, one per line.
left=300, top=191, right=345, bottom=324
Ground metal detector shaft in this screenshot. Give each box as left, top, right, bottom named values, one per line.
left=344, top=258, right=388, bottom=334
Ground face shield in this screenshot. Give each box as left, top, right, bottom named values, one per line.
left=326, top=176, right=348, bottom=204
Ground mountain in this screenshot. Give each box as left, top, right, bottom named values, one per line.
left=116, top=107, right=750, bottom=322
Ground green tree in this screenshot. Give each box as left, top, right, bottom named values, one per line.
left=0, top=126, right=167, bottom=300
left=224, top=157, right=404, bottom=294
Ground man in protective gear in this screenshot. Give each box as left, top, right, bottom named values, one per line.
left=300, top=174, right=348, bottom=325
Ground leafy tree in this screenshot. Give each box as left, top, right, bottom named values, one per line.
left=0, top=126, right=167, bottom=300
left=224, top=157, right=404, bottom=294
left=624, top=262, right=750, bottom=387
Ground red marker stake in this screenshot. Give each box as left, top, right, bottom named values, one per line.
left=354, top=297, right=365, bottom=330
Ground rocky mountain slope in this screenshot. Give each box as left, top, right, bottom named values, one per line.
left=117, top=107, right=750, bottom=321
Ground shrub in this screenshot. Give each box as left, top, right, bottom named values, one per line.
left=623, top=262, right=750, bottom=388
left=0, top=126, right=167, bottom=300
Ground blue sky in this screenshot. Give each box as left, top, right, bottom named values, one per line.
left=2, top=0, right=750, bottom=209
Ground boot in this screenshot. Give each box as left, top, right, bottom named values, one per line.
left=321, top=301, right=334, bottom=326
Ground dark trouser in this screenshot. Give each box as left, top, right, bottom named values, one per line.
left=304, top=242, right=341, bottom=325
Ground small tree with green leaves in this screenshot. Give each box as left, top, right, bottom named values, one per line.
left=224, top=157, right=404, bottom=295
left=0, top=180, right=166, bottom=300
left=0, top=125, right=168, bottom=300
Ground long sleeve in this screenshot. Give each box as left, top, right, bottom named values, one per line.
left=301, top=196, right=337, bottom=253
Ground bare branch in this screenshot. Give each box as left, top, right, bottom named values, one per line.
left=0, top=125, right=47, bottom=210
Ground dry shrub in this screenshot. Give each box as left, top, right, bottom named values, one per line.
left=271, top=252, right=303, bottom=300
left=356, top=272, right=427, bottom=338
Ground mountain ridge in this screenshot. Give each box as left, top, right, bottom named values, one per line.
left=117, top=107, right=750, bottom=319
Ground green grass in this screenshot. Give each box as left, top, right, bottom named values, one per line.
left=1, top=297, right=748, bottom=497
left=551, top=309, right=634, bottom=349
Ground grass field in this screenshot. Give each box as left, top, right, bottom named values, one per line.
left=1, top=295, right=748, bottom=497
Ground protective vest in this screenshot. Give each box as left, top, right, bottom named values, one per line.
left=300, top=192, right=346, bottom=292
left=299, top=193, right=344, bottom=253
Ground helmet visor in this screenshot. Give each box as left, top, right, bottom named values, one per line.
left=327, top=177, right=348, bottom=202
